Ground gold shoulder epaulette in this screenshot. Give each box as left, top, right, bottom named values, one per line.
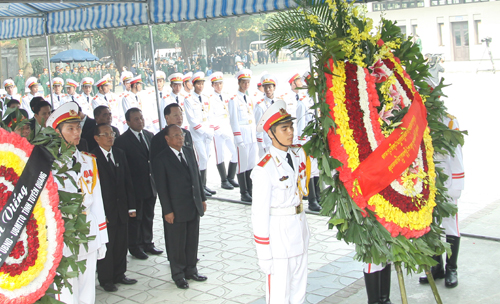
left=258, top=154, right=272, bottom=167
left=81, top=151, right=96, bottom=158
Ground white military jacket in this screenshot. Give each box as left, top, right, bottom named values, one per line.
left=208, top=91, right=233, bottom=138
left=251, top=145, right=310, bottom=260
left=228, top=91, right=256, bottom=145
left=53, top=150, right=108, bottom=261
left=254, top=96, right=273, bottom=154
left=295, top=92, right=314, bottom=145
left=93, top=92, right=125, bottom=133
left=79, top=93, right=94, bottom=118
left=45, top=93, right=67, bottom=109
left=435, top=114, right=465, bottom=199
left=184, top=91, right=213, bottom=142
left=22, top=92, right=43, bottom=118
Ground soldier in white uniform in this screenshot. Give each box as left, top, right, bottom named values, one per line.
left=2, top=79, right=22, bottom=107
left=162, top=73, right=189, bottom=130
left=254, top=74, right=276, bottom=158
left=21, top=77, right=42, bottom=118
left=141, top=71, right=170, bottom=131
left=45, top=77, right=66, bottom=109
left=62, top=78, right=81, bottom=105
left=251, top=100, right=311, bottom=304
left=93, top=75, right=125, bottom=133
left=419, top=113, right=464, bottom=288
left=228, top=69, right=257, bottom=202
left=184, top=72, right=216, bottom=197
left=80, top=77, right=95, bottom=119
left=180, top=72, right=193, bottom=99
left=46, top=102, right=108, bottom=304
left=122, top=75, right=143, bottom=114
left=208, top=72, right=239, bottom=190
left=295, top=72, right=322, bottom=212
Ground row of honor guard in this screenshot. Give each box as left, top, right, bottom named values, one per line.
left=2, top=68, right=322, bottom=211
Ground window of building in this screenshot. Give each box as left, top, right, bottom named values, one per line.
left=431, top=0, right=488, bottom=6
left=398, top=26, right=407, bottom=37
left=438, top=23, right=444, bottom=46
left=474, top=20, right=481, bottom=44
left=372, top=0, right=425, bottom=11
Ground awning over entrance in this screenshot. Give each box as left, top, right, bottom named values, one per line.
left=0, top=0, right=295, bottom=40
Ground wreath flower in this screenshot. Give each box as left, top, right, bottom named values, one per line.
left=0, top=128, right=64, bottom=304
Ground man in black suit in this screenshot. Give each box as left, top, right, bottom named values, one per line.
left=92, top=123, right=138, bottom=292
left=114, top=108, right=163, bottom=260
left=150, top=103, right=193, bottom=161
left=28, top=99, right=51, bottom=139
left=83, top=106, right=120, bottom=151
left=152, top=124, right=207, bottom=290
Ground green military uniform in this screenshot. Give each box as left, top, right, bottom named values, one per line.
left=14, top=72, right=25, bottom=94
left=40, top=70, right=49, bottom=96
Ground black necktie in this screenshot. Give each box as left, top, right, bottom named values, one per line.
left=198, top=96, right=202, bottom=103
left=296, top=94, right=299, bottom=101
left=58, top=96, right=60, bottom=102
left=178, top=152, right=188, bottom=169
left=243, top=95, right=247, bottom=103
left=219, top=95, right=223, bottom=101
left=107, top=152, right=116, bottom=173
left=104, top=96, right=108, bottom=102
left=72, top=96, right=75, bottom=102
left=135, top=95, right=138, bottom=101
left=176, top=96, right=179, bottom=104
left=160, top=92, right=163, bottom=98
left=286, top=153, right=294, bottom=171
left=72, top=156, right=77, bottom=167
left=138, top=132, right=149, bottom=153
left=87, top=96, right=89, bottom=103
left=271, top=99, right=274, bottom=104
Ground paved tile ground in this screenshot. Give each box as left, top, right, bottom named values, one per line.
left=95, top=193, right=361, bottom=304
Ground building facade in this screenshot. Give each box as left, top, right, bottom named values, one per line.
left=365, top=0, right=500, bottom=62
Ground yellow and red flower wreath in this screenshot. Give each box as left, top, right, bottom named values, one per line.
left=326, top=56, right=437, bottom=239
left=0, top=128, right=64, bottom=304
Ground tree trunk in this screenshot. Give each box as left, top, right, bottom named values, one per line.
left=17, top=39, right=27, bottom=71
left=103, top=30, right=134, bottom=72
left=229, top=27, right=237, bottom=52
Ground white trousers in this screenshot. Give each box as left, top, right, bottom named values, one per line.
left=58, top=251, right=97, bottom=304
left=266, top=253, right=308, bottom=304
left=237, top=143, right=257, bottom=173
left=213, top=133, right=238, bottom=164
left=193, top=139, right=211, bottom=170
left=442, top=198, right=460, bottom=237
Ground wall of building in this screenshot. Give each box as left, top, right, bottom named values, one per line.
left=365, top=0, right=500, bottom=61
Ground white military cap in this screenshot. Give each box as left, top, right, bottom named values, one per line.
left=191, top=72, right=205, bottom=84
left=65, top=78, right=79, bottom=88
left=46, top=102, right=82, bottom=129
left=235, top=69, right=252, bottom=80
left=168, top=73, right=184, bottom=84
left=155, top=71, right=166, bottom=80
left=25, top=77, right=38, bottom=88
left=256, top=99, right=295, bottom=132
left=210, top=72, right=223, bottom=83
left=260, top=74, right=277, bottom=86
left=52, top=77, right=64, bottom=86
left=81, top=77, right=94, bottom=87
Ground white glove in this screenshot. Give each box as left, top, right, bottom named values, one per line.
left=97, top=244, right=107, bottom=260
left=205, top=130, right=214, bottom=140
left=214, top=128, right=223, bottom=137
left=237, top=141, right=245, bottom=148
left=258, top=259, right=274, bottom=275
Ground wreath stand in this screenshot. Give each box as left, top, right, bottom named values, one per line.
left=394, top=263, right=443, bottom=304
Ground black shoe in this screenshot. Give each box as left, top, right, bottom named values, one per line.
left=144, top=246, right=163, bottom=255
left=115, top=277, right=138, bottom=285
left=204, top=186, right=216, bottom=195
left=228, top=178, right=239, bottom=187
left=221, top=180, right=234, bottom=190
left=204, top=189, right=212, bottom=197
left=308, top=200, right=322, bottom=212
left=445, top=266, right=458, bottom=288
left=419, top=256, right=445, bottom=284
left=101, top=282, right=118, bottom=292
left=175, top=278, right=189, bottom=289
left=129, top=248, right=149, bottom=260
left=241, top=193, right=252, bottom=202
left=186, top=273, right=207, bottom=281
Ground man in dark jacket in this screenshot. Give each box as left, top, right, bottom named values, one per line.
left=92, top=123, right=137, bottom=292
left=114, top=108, right=163, bottom=260
left=150, top=103, right=192, bottom=161
left=152, top=124, right=207, bottom=290
left=83, top=106, right=119, bottom=151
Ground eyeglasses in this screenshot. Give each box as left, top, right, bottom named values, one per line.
left=98, top=132, right=116, bottom=137
left=170, top=133, right=185, bottom=138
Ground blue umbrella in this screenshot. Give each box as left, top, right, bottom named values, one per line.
left=50, top=49, right=99, bottom=63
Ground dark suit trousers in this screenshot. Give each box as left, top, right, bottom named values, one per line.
left=129, top=195, right=157, bottom=250
left=163, top=215, right=200, bottom=281
left=97, top=221, right=128, bottom=285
